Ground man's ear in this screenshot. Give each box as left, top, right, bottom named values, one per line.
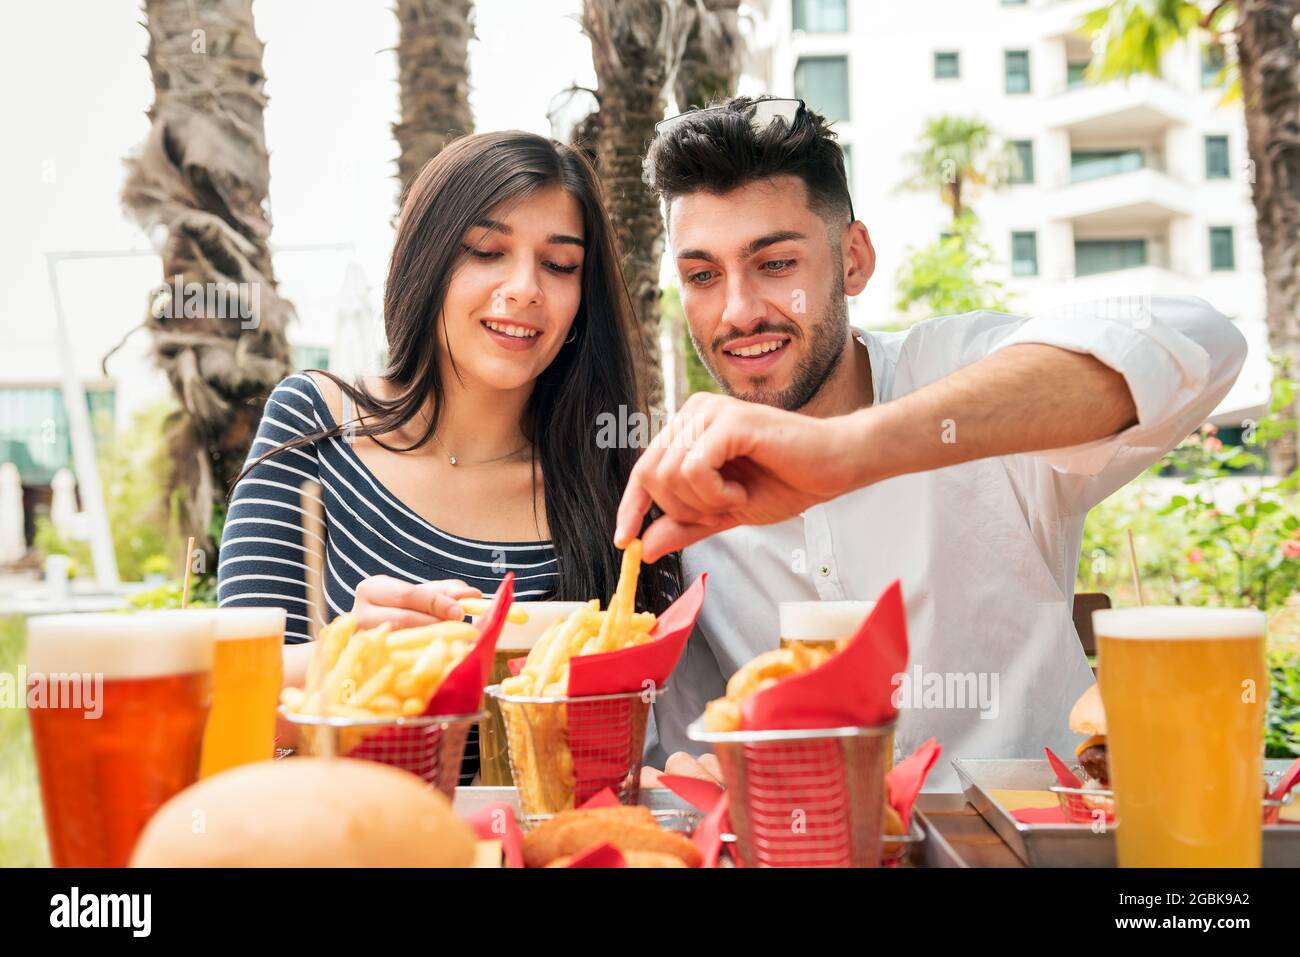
left=842, top=221, right=874, bottom=297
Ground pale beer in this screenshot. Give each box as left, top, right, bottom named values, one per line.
left=199, top=607, right=286, bottom=778
left=1094, top=607, right=1268, bottom=867
left=778, top=600, right=876, bottom=652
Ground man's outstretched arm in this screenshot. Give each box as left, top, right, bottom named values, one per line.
left=617, top=297, right=1246, bottom=562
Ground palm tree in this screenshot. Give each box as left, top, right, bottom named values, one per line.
left=899, top=116, right=1011, bottom=222
left=121, top=0, right=294, bottom=563
left=1083, top=0, right=1300, bottom=473
left=392, top=0, right=476, bottom=199
left=580, top=0, right=743, bottom=411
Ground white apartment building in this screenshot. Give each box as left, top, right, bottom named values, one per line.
left=752, top=0, right=1273, bottom=431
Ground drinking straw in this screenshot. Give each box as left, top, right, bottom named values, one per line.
left=300, top=479, right=325, bottom=642
left=1125, top=528, right=1145, bottom=607
left=180, top=536, right=195, bottom=608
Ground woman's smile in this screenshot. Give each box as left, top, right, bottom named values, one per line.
left=481, top=317, right=544, bottom=350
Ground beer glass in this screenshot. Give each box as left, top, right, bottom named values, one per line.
left=199, top=607, right=286, bottom=778
left=26, top=610, right=216, bottom=867
left=1094, top=607, right=1268, bottom=867
left=475, top=601, right=587, bottom=786
left=778, top=600, right=875, bottom=652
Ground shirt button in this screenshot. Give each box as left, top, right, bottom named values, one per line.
left=818, top=564, right=832, bottom=577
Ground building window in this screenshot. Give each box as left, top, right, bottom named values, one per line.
left=1070, top=148, right=1144, bottom=183
left=1210, top=226, right=1236, bottom=271
left=1009, top=141, right=1035, bottom=184
left=794, top=56, right=850, bottom=123
left=934, top=51, right=960, bottom=80
left=1002, top=0, right=1027, bottom=5
left=1205, top=135, right=1230, bottom=179
left=1066, top=61, right=1090, bottom=88
left=0, top=387, right=116, bottom=485
left=1005, top=51, right=1031, bottom=94
left=293, top=346, right=331, bottom=371
left=1202, top=42, right=1226, bottom=88
left=793, top=0, right=848, bottom=33
left=1011, top=232, right=1039, bottom=277
left=1075, top=239, right=1148, bottom=276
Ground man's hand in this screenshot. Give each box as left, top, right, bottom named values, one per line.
left=639, top=752, right=725, bottom=788
left=350, top=575, right=482, bottom=630
left=615, top=393, right=866, bottom=562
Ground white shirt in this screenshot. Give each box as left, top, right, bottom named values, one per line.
left=647, top=296, right=1248, bottom=790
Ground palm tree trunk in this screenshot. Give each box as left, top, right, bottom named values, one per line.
left=583, top=0, right=673, bottom=412
left=392, top=0, right=476, bottom=199
left=1235, top=0, right=1300, bottom=474
left=122, top=0, right=294, bottom=561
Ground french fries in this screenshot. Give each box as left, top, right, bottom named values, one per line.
left=282, top=613, right=482, bottom=720
left=460, top=598, right=528, bottom=625
left=496, top=539, right=655, bottom=813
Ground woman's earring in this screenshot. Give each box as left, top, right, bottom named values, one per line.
left=564, top=326, right=578, bottom=344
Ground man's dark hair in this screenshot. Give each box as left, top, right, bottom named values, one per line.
left=642, top=96, right=853, bottom=229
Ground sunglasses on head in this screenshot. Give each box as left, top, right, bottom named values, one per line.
left=653, top=97, right=855, bottom=223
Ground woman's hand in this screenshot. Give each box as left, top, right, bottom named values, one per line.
left=349, top=575, right=483, bottom=630
left=639, top=752, right=725, bottom=788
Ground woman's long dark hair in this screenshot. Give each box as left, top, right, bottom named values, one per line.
left=234, top=131, right=680, bottom=613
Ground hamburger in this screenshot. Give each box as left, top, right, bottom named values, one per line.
left=131, top=757, right=476, bottom=867
left=1069, top=684, right=1108, bottom=786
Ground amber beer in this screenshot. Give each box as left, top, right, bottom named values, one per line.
left=26, top=610, right=215, bottom=867
left=778, top=600, right=876, bottom=652
left=476, top=601, right=587, bottom=785
left=199, top=607, right=286, bottom=778
left=1094, top=607, right=1268, bottom=867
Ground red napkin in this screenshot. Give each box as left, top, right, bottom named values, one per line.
left=887, top=737, right=942, bottom=830
left=1013, top=807, right=1073, bottom=825
left=465, top=801, right=525, bottom=868
left=658, top=774, right=730, bottom=869
left=424, top=573, right=514, bottom=716
left=741, top=579, right=908, bottom=731
left=579, top=787, right=621, bottom=809
left=1045, top=746, right=1084, bottom=789
left=567, top=574, right=707, bottom=696
left=564, top=842, right=626, bottom=868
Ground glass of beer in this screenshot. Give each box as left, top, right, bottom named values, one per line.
left=475, top=601, right=587, bottom=786
left=199, top=607, right=286, bottom=778
left=778, top=600, right=876, bottom=652
left=26, top=610, right=215, bottom=867
left=1094, top=607, right=1268, bottom=868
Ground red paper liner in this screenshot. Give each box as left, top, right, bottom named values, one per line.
left=887, top=737, right=942, bottom=830
left=345, top=575, right=513, bottom=782
left=741, top=579, right=908, bottom=731
left=466, top=800, right=525, bottom=868
left=564, top=842, right=626, bottom=868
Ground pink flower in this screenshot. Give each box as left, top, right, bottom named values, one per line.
left=1187, top=547, right=1205, bottom=564
left=1283, top=539, right=1300, bottom=560
left=1204, top=436, right=1223, bottom=452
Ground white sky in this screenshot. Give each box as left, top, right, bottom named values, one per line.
left=0, top=0, right=594, bottom=382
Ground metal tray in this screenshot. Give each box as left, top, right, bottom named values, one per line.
left=453, top=785, right=965, bottom=867
left=953, top=758, right=1300, bottom=868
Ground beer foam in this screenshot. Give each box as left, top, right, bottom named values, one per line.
left=205, top=606, right=287, bottom=641
left=779, top=601, right=877, bottom=641
left=1092, top=607, right=1266, bottom=640
left=483, top=602, right=590, bottom=651
left=26, top=610, right=216, bottom=679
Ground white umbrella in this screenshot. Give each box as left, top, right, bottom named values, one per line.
left=0, top=462, right=25, bottom=564
left=50, top=468, right=78, bottom=539
left=329, top=261, right=379, bottom=386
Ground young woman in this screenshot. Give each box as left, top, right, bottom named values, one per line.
left=217, top=132, right=680, bottom=776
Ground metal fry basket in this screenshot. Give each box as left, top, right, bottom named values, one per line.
left=280, top=707, right=485, bottom=799
left=688, top=720, right=895, bottom=868
left=485, top=684, right=661, bottom=818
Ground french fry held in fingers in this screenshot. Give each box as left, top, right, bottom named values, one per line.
left=497, top=539, right=655, bottom=812
left=459, top=597, right=528, bottom=625
left=281, top=613, right=482, bottom=720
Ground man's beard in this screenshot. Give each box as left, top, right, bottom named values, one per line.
left=692, top=277, right=850, bottom=412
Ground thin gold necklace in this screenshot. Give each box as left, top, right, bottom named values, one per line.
left=430, top=431, right=530, bottom=467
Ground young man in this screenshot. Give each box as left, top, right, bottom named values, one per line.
left=622, top=97, right=1247, bottom=789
